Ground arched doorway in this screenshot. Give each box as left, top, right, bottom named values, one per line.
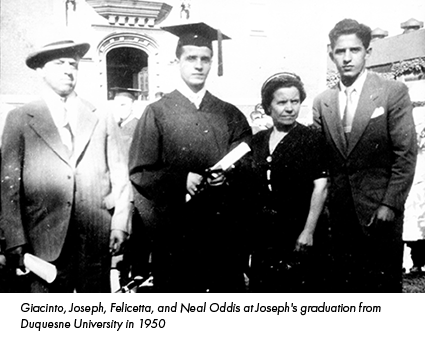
left=106, top=47, right=148, bottom=100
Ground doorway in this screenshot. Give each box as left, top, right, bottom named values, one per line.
left=106, top=47, right=148, bottom=100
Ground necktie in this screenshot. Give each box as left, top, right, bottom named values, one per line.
left=61, top=100, right=74, bottom=155
left=342, top=86, right=355, bottom=135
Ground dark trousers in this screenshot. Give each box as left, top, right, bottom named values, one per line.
left=152, top=244, right=246, bottom=293
left=326, top=200, right=404, bottom=293
left=119, top=209, right=152, bottom=286
left=29, top=218, right=111, bottom=293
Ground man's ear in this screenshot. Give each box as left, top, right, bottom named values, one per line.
left=365, top=47, right=372, bottom=59
left=329, top=51, right=335, bottom=63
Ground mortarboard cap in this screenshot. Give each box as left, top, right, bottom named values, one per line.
left=161, top=22, right=230, bottom=76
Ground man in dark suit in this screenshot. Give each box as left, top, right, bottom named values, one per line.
left=313, top=19, right=417, bottom=292
left=1, top=40, right=132, bottom=292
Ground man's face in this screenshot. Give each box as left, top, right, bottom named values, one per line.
left=37, top=57, right=79, bottom=97
left=113, top=95, right=134, bottom=123
left=178, top=45, right=212, bottom=93
left=330, top=34, right=371, bottom=86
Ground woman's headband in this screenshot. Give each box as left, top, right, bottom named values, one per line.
left=261, top=72, right=302, bottom=94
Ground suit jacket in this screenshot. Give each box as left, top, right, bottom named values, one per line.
left=1, top=98, right=132, bottom=262
left=313, top=72, right=417, bottom=226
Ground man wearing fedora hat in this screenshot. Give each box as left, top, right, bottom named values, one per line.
left=1, top=40, right=132, bottom=292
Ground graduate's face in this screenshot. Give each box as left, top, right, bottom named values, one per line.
left=179, top=45, right=212, bottom=93
left=37, top=57, right=79, bottom=97
left=269, top=86, right=300, bottom=131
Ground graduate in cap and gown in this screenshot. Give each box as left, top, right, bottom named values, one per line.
left=129, top=22, right=252, bottom=292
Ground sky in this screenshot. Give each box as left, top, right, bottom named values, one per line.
left=164, top=0, right=425, bottom=37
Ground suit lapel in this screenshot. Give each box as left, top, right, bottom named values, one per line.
left=27, top=101, right=73, bottom=163
left=72, top=99, right=98, bottom=165
left=323, top=88, right=348, bottom=157
left=71, top=98, right=98, bottom=165
left=346, top=73, right=381, bottom=155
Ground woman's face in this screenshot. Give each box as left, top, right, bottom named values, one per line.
left=269, top=86, right=301, bottom=131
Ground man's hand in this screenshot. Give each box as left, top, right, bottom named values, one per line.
left=0, top=254, right=6, bottom=270
left=205, top=169, right=226, bottom=187
left=187, top=172, right=203, bottom=196
left=109, top=229, right=128, bottom=256
left=368, top=205, right=395, bottom=227
left=7, top=245, right=26, bottom=272
left=295, top=229, right=314, bottom=252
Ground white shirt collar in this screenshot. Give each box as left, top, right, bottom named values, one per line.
left=42, top=88, right=77, bottom=127
left=338, top=70, right=368, bottom=119
left=177, top=81, right=207, bottom=109
left=339, top=69, right=368, bottom=94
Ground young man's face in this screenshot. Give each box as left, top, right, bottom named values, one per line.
left=178, top=45, right=212, bottom=93
left=329, top=33, right=371, bottom=86
left=38, top=57, right=79, bottom=97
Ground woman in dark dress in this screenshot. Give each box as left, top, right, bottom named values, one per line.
left=242, top=73, right=328, bottom=292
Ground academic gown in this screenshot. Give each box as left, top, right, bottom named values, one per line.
left=129, top=90, right=252, bottom=292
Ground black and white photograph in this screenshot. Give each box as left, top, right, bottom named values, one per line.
left=0, top=0, right=424, bottom=348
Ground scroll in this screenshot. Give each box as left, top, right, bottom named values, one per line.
left=22, top=253, right=57, bottom=283
left=186, top=142, right=251, bottom=201
left=210, top=142, right=251, bottom=172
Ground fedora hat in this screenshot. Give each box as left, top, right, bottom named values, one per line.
left=26, top=40, right=90, bottom=69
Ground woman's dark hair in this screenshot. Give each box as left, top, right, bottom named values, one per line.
left=329, top=18, right=372, bottom=49
left=261, top=72, right=306, bottom=115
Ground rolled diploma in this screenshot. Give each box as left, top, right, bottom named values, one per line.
left=185, top=142, right=251, bottom=202
left=23, top=253, right=57, bottom=283
left=210, top=142, right=251, bottom=171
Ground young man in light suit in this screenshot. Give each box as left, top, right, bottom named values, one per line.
left=1, top=40, right=132, bottom=292
left=313, top=19, right=417, bottom=292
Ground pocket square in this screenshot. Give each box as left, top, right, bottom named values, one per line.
left=371, top=106, right=384, bottom=119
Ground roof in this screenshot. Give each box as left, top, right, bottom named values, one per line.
left=367, top=28, right=425, bottom=67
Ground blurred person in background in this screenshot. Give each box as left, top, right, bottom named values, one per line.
left=403, top=122, right=425, bottom=274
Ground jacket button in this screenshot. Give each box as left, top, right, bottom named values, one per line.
left=67, top=201, right=72, bottom=207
